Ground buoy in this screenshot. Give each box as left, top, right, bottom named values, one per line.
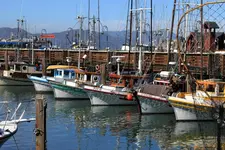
left=126, top=93, right=133, bottom=101
left=95, top=65, right=100, bottom=71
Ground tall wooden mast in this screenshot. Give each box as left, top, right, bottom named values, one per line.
left=128, top=0, right=133, bottom=75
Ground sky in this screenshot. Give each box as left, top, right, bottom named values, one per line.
left=0, top=0, right=174, bottom=33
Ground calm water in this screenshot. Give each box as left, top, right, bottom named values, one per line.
left=0, top=86, right=223, bottom=150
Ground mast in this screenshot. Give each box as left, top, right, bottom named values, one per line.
left=200, top=0, right=203, bottom=80
left=128, top=0, right=133, bottom=75
left=138, top=9, right=143, bottom=74
left=135, top=0, right=139, bottom=49
left=88, top=0, right=90, bottom=49
left=31, top=36, right=34, bottom=65
left=150, top=0, right=153, bottom=73
left=77, top=16, right=85, bottom=69
left=125, top=0, right=131, bottom=50
left=98, top=0, right=100, bottom=50
left=167, top=0, right=177, bottom=69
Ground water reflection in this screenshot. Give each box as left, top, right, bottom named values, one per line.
left=136, top=114, right=176, bottom=150
left=136, top=114, right=224, bottom=149
left=72, top=106, right=141, bottom=150
left=171, top=122, right=223, bottom=149
left=0, top=87, right=224, bottom=150
left=0, top=86, right=35, bottom=102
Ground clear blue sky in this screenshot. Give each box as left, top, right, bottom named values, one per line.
left=0, top=0, right=173, bottom=33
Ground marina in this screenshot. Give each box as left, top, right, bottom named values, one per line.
left=0, top=0, right=225, bottom=149
left=0, top=86, right=224, bottom=150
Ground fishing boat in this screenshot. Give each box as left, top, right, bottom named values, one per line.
left=49, top=68, right=101, bottom=100
left=28, top=65, right=77, bottom=93
left=84, top=1, right=155, bottom=106
left=84, top=72, right=149, bottom=106
left=136, top=71, right=186, bottom=114
left=0, top=62, right=50, bottom=86
left=168, top=79, right=225, bottom=121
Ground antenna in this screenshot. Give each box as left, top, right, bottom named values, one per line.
left=111, top=56, right=125, bottom=75
left=19, top=0, right=24, bottom=20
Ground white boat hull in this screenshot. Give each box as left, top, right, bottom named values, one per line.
left=0, top=122, right=18, bottom=143
left=137, top=93, right=173, bottom=114
left=172, top=106, right=214, bottom=121
left=0, top=76, right=33, bottom=86
left=84, top=86, right=137, bottom=106
left=33, top=81, right=52, bottom=92
left=168, top=92, right=218, bottom=121
left=51, top=82, right=89, bottom=100
left=28, top=76, right=52, bottom=92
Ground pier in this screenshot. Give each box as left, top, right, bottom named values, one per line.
left=0, top=48, right=225, bottom=78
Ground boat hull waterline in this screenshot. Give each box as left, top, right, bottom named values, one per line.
left=84, top=86, right=137, bottom=106
left=137, top=92, right=174, bottom=114
left=28, top=76, right=52, bottom=93
left=51, top=82, right=89, bottom=100
left=0, top=76, right=33, bottom=86
left=169, top=101, right=215, bottom=121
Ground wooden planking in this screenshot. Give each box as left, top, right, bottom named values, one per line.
left=1, top=48, right=225, bottom=77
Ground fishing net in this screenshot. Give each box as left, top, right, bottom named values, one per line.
left=173, top=1, right=225, bottom=149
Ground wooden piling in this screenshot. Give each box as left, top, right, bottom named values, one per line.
left=4, top=50, right=8, bottom=70
left=42, top=58, right=46, bottom=76
left=100, top=64, right=106, bottom=85
left=35, top=94, right=47, bottom=150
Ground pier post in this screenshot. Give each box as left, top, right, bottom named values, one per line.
left=35, top=94, right=47, bottom=150
left=100, top=64, right=106, bottom=85
left=216, top=104, right=224, bottom=150
left=42, top=58, right=46, bottom=76
left=4, top=50, right=8, bottom=70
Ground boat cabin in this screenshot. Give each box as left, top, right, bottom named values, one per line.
left=153, top=71, right=173, bottom=85
left=3, top=62, right=50, bottom=78
left=196, top=79, right=225, bottom=93
left=73, top=69, right=101, bottom=85
left=46, top=65, right=78, bottom=81
left=53, top=69, right=75, bottom=79
left=108, top=73, right=150, bottom=88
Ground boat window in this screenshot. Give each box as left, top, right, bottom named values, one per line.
left=64, top=70, right=69, bottom=77
left=119, top=79, right=123, bottom=84
left=111, top=79, right=115, bottom=83
left=16, top=65, right=20, bottom=71
left=206, top=85, right=214, bottom=92
left=80, top=75, right=83, bottom=80
left=59, top=71, right=62, bottom=76
left=71, top=72, right=75, bottom=78
left=87, top=75, right=91, bottom=81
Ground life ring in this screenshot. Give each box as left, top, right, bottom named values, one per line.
left=95, top=65, right=100, bottom=71
left=22, top=66, right=27, bottom=71
left=93, top=75, right=100, bottom=82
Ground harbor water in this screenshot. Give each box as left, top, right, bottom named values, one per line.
left=0, top=86, right=223, bottom=150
